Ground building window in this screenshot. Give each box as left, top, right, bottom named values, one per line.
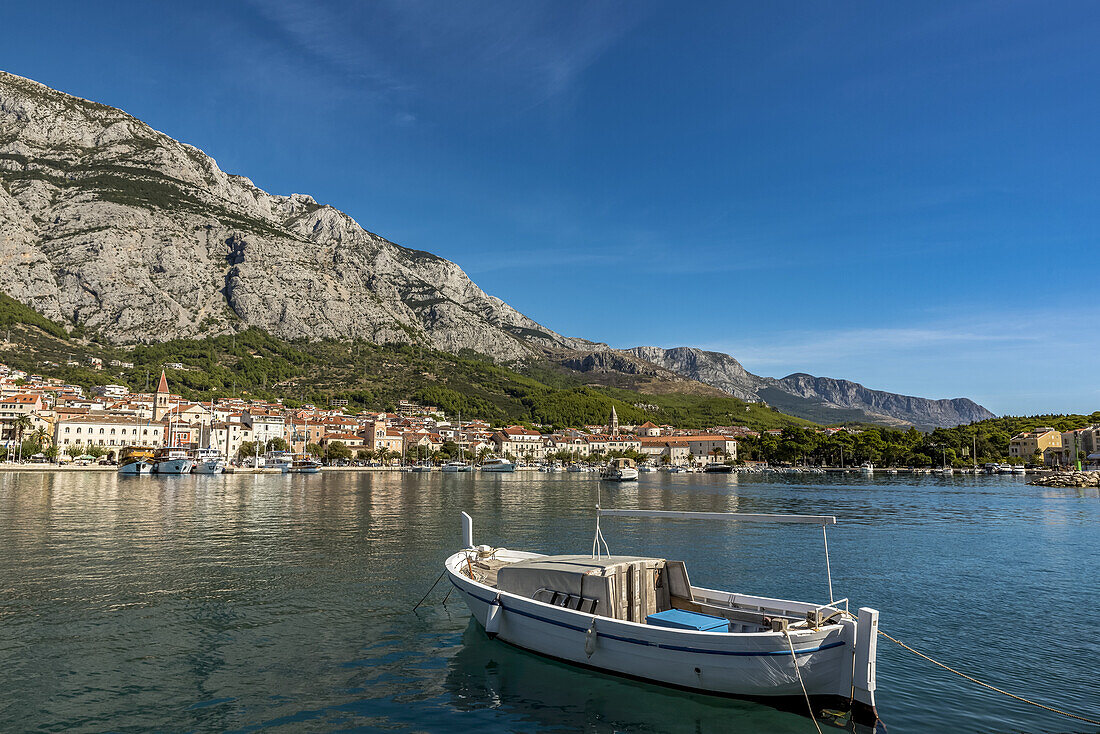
left=76, top=427, right=81, bottom=434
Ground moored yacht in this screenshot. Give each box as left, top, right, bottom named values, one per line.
left=600, top=458, right=638, bottom=482
left=289, top=455, right=322, bottom=473
left=703, top=462, right=733, bottom=473
left=480, top=458, right=516, bottom=473
left=117, top=446, right=155, bottom=475
left=264, top=451, right=294, bottom=473
left=192, top=446, right=226, bottom=474
left=152, top=447, right=195, bottom=475
left=442, top=461, right=474, bottom=473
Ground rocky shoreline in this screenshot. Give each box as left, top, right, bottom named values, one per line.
left=1028, top=470, right=1100, bottom=488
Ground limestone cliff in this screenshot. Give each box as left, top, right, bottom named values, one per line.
left=0, top=71, right=582, bottom=361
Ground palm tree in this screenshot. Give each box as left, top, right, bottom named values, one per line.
left=376, top=447, right=392, bottom=466
left=11, top=415, right=32, bottom=461
left=31, top=426, right=50, bottom=448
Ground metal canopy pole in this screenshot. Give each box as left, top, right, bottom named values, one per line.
left=822, top=523, right=834, bottom=603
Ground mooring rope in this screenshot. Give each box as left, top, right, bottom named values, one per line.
left=784, top=630, right=823, bottom=734
left=412, top=569, right=447, bottom=611
left=878, top=629, right=1100, bottom=726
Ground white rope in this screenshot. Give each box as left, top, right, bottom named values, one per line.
left=879, top=629, right=1100, bottom=726
left=784, top=630, right=822, bottom=734
left=591, top=485, right=610, bottom=559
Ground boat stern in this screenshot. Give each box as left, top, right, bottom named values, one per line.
left=841, top=607, right=880, bottom=725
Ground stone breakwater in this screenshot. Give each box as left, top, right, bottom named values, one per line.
left=1029, top=470, right=1100, bottom=488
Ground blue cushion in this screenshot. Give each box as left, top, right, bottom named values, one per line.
left=646, top=608, right=729, bottom=632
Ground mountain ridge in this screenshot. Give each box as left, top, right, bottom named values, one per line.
left=625, top=345, right=995, bottom=428
left=0, top=70, right=588, bottom=362
left=0, top=71, right=994, bottom=428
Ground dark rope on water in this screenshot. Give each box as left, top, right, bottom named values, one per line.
left=879, top=630, right=1100, bottom=726
left=412, top=570, right=447, bottom=611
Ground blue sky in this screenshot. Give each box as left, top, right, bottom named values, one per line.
left=4, top=1, right=1099, bottom=415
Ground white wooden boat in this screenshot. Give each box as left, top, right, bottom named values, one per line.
left=446, top=509, right=880, bottom=726
left=859, top=462, right=874, bottom=474
left=442, top=461, right=474, bottom=473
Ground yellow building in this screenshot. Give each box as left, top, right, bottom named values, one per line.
left=1008, top=428, right=1061, bottom=462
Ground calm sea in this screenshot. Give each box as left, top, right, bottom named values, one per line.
left=1, top=471, right=1096, bottom=733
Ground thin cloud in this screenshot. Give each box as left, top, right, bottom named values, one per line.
left=239, top=0, right=652, bottom=115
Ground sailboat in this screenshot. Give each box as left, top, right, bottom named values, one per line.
left=192, top=403, right=226, bottom=474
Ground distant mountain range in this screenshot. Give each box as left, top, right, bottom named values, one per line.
left=624, top=346, right=994, bottom=429
left=0, top=71, right=994, bottom=428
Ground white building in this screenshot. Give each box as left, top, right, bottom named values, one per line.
left=54, top=415, right=164, bottom=459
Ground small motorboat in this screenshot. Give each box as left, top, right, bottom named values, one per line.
left=442, top=461, right=474, bottom=473
left=264, top=451, right=294, bottom=473
left=480, top=458, right=516, bottom=473
left=446, top=509, right=881, bottom=726
left=859, top=462, right=874, bottom=474
left=600, top=458, right=638, bottom=482
left=566, top=464, right=585, bottom=473
left=703, top=462, right=733, bottom=473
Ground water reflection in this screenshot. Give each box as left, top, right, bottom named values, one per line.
left=445, top=620, right=826, bottom=733
left=0, top=470, right=1095, bottom=733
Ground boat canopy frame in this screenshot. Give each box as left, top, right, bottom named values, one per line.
left=594, top=508, right=839, bottom=603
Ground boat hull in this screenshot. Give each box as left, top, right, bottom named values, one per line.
left=601, top=469, right=639, bottom=481
left=290, top=465, right=322, bottom=474
left=118, top=461, right=153, bottom=475
left=480, top=464, right=516, bottom=473
left=446, top=552, right=853, bottom=701
left=193, top=459, right=225, bottom=474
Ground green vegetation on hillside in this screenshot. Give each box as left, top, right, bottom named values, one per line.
left=0, top=303, right=815, bottom=431
left=0, top=293, right=69, bottom=340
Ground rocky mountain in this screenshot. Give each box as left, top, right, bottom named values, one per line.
left=0, top=71, right=586, bottom=362
left=0, top=71, right=994, bottom=428
left=626, top=346, right=996, bottom=428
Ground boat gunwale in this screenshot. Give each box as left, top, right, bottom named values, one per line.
left=444, top=550, right=845, bottom=643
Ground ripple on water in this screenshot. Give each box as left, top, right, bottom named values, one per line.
left=0, top=471, right=1096, bottom=733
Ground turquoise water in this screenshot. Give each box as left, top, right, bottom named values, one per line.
left=0, top=471, right=1096, bottom=733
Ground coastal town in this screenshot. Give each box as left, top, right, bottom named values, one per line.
left=0, top=362, right=745, bottom=469
left=3, top=361, right=1099, bottom=475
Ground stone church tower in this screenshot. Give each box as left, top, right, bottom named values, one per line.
left=610, top=406, right=619, bottom=436
left=153, top=370, right=170, bottom=421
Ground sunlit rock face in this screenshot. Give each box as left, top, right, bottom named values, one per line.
left=0, top=71, right=584, bottom=361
